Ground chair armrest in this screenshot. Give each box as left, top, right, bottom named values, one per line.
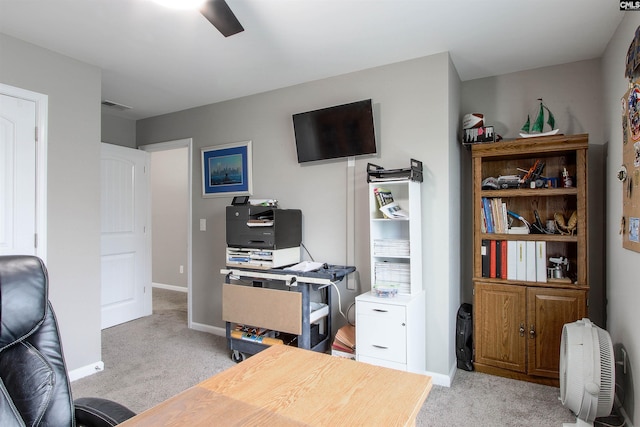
left=74, top=397, right=136, bottom=427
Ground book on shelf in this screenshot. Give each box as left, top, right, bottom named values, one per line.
left=535, top=241, right=547, bottom=283
left=481, top=240, right=490, bottom=278
left=373, top=187, right=409, bottom=219
left=516, top=240, right=527, bottom=281
left=507, top=241, right=517, bottom=280
left=481, top=197, right=515, bottom=234
left=526, top=241, right=536, bottom=282
left=373, top=187, right=394, bottom=208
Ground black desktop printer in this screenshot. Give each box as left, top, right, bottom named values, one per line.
left=225, top=206, right=302, bottom=268
left=226, top=206, right=302, bottom=249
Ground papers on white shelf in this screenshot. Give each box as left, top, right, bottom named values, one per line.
left=379, top=202, right=409, bottom=219
left=373, top=239, right=410, bottom=257
left=374, top=262, right=410, bottom=294
left=284, top=261, right=324, bottom=272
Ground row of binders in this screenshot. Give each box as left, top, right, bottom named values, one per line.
left=482, top=240, right=548, bottom=283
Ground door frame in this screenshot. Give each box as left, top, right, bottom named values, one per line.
left=0, top=83, right=48, bottom=262
left=139, top=138, right=193, bottom=328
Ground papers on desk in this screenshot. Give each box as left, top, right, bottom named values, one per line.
left=284, top=261, right=324, bottom=272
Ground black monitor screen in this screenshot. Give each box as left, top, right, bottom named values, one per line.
left=293, top=99, right=376, bottom=163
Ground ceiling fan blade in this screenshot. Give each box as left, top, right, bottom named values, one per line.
left=200, top=0, right=244, bottom=37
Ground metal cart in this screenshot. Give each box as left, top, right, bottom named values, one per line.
left=221, top=265, right=355, bottom=362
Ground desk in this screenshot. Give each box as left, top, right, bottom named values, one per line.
left=119, top=345, right=432, bottom=426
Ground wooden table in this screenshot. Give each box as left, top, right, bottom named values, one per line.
left=119, top=345, right=432, bottom=426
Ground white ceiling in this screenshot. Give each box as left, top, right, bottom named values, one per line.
left=0, top=0, right=624, bottom=120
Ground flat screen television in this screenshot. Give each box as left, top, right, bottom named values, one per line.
left=292, top=99, right=376, bottom=163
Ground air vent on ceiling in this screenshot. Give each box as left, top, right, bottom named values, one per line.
left=101, top=100, right=132, bottom=111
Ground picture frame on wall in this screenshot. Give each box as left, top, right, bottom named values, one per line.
left=201, top=140, right=252, bottom=198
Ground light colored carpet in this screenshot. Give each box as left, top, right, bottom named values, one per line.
left=72, top=288, right=577, bottom=426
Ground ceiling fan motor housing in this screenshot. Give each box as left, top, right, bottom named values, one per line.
left=560, top=318, right=615, bottom=425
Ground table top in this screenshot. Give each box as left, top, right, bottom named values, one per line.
left=119, top=345, right=432, bottom=426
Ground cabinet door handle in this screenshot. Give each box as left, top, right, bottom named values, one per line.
left=373, top=345, right=388, bottom=349
left=529, top=325, right=535, bottom=339
left=373, top=309, right=388, bottom=313
left=519, top=323, right=525, bottom=337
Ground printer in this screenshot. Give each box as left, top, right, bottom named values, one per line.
left=225, top=206, right=302, bottom=268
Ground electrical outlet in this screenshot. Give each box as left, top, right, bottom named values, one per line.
left=179, top=265, right=184, bottom=274
left=199, top=218, right=206, bottom=231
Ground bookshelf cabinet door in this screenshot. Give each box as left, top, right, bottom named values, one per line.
left=526, top=287, right=587, bottom=378
left=474, top=282, right=527, bottom=373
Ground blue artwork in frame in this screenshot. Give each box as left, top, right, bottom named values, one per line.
left=201, top=141, right=252, bottom=197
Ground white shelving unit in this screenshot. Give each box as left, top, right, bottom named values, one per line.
left=356, top=179, right=425, bottom=373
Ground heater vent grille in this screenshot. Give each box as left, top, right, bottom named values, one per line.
left=101, top=100, right=132, bottom=111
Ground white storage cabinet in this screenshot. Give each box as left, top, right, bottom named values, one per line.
left=356, top=179, right=425, bottom=373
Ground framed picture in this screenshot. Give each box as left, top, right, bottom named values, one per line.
left=201, top=140, right=253, bottom=198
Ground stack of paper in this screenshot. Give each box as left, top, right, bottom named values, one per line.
left=374, top=262, right=411, bottom=294
left=373, top=239, right=410, bottom=257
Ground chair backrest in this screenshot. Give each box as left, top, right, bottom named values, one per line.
left=0, top=255, right=75, bottom=426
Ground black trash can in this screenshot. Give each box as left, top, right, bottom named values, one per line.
left=456, top=303, right=473, bottom=371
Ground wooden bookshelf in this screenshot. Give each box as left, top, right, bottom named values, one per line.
left=471, top=134, right=589, bottom=385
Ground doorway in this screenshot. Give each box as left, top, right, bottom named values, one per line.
left=0, top=84, right=47, bottom=261
left=140, top=139, right=193, bottom=327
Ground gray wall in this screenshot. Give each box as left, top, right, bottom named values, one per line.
left=150, top=148, right=188, bottom=288
left=602, top=12, right=640, bottom=423
left=137, top=52, right=462, bottom=381
left=101, top=112, right=136, bottom=148
left=460, top=59, right=607, bottom=327
left=0, top=33, right=102, bottom=372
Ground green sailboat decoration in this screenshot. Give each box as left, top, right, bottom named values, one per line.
left=519, top=98, right=559, bottom=138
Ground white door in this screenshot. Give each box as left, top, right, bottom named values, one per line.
left=0, top=94, right=36, bottom=256
left=101, top=143, right=151, bottom=329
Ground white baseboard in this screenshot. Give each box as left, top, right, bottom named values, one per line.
left=69, top=361, right=104, bottom=382
left=152, top=282, right=188, bottom=293
left=426, top=369, right=453, bottom=387
left=190, top=321, right=226, bottom=337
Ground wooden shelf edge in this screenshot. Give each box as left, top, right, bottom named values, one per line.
left=478, top=233, right=578, bottom=242
left=481, top=187, right=578, bottom=197
left=472, top=277, right=588, bottom=290
left=471, top=134, right=588, bottom=158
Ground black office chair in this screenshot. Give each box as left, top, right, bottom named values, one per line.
left=0, top=255, right=136, bottom=426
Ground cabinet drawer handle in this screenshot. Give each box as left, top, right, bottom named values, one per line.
left=373, top=309, right=388, bottom=313
left=372, top=345, right=388, bottom=349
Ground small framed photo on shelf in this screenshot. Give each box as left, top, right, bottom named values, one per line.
left=201, top=140, right=253, bottom=198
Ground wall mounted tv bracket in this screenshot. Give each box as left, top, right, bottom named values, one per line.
left=366, top=158, right=423, bottom=183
